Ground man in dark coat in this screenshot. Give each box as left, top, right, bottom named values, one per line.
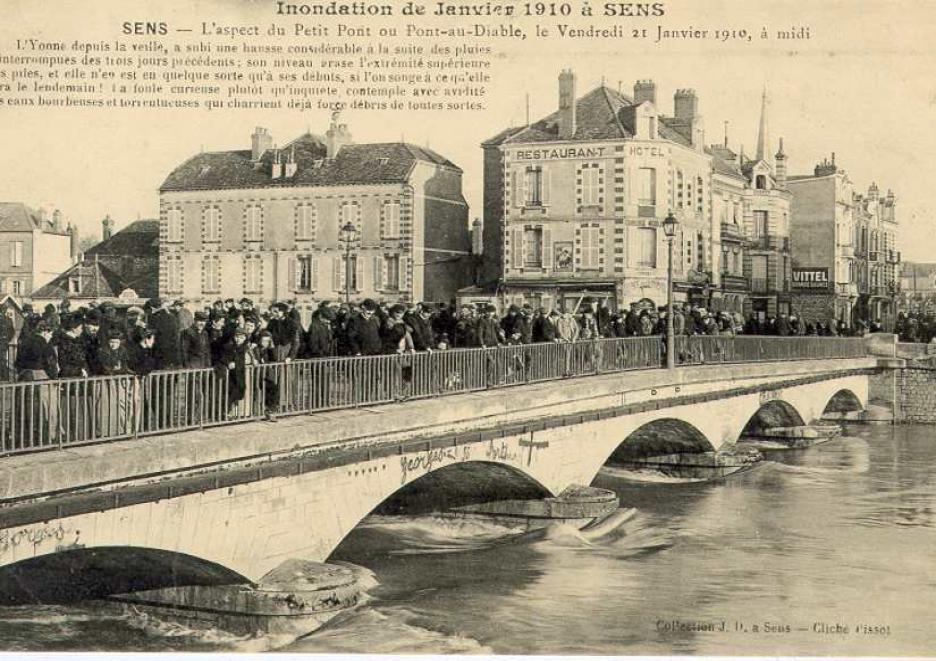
left=346, top=299, right=383, bottom=356
left=148, top=298, right=182, bottom=369
left=57, top=314, right=89, bottom=378
left=454, top=305, right=478, bottom=348
left=82, top=309, right=103, bottom=375
left=128, top=330, right=158, bottom=377
left=476, top=305, right=502, bottom=348
left=304, top=306, right=336, bottom=358
left=181, top=311, right=212, bottom=369
left=268, top=302, right=300, bottom=361
left=406, top=302, right=436, bottom=352
left=0, top=306, right=15, bottom=381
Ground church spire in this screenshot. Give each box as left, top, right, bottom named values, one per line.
left=756, top=84, right=772, bottom=171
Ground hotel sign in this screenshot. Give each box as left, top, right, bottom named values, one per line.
left=792, top=268, right=831, bottom=291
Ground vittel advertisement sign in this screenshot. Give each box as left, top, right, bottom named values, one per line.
left=792, top=268, right=831, bottom=291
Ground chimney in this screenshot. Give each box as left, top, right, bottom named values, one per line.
left=251, top=127, right=272, bottom=162
left=102, top=214, right=114, bottom=240
left=326, top=111, right=352, bottom=159
left=38, top=207, right=49, bottom=227
left=471, top=218, right=483, bottom=255
left=284, top=146, right=297, bottom=177
left=52, top=209, right=63, bottom=232
left=674, top=89, right=697, bottom=121
left=270, top=148, right=283, bottom=179
left=774, top=138, right=787, bottom=188
left=67, top=222, right=79, bottom=262
left=868, top=181, right=879, bottom=199
left=633, top=79, right=656, bottom=106
left=557, top=69, right=577, bottom=140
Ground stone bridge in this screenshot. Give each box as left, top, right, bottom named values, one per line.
left=0, top=357, right=875, bottom=603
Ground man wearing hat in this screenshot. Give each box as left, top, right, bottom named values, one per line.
left=82, top=309, right=103, bottom=376
left=148, top=297, right=182, bottom=370
left=181, top=311, right=212, bottom=369
left=173, top=299, right=194, bottom=333
left=268, top=302, right=300, bottom=361
left=14, top=320, right=60, bottom=441
left=57, top=314, right=89, bottom=379
left=476, top=304, right=502, bottom=349
left=405, top=302, right=436, bottom=352
left=347, top=299, right=382, bottom=356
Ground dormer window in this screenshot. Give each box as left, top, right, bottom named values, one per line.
left=378, top=157, right=389, bottom=166
left=755, top=174, right=767, bottom=190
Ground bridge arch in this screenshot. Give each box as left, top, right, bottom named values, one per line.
left=0, top=546, right=248, bottom=606
left=604, top=417, right=717, bottom=464
left=741, top=399, right=806, bottom=435
left=822, top=388, right=864, bottom=415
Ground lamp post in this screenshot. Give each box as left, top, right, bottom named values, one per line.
left=339, top=221, right=358, bottom=304
left=662, top=211, right=679, bottom=369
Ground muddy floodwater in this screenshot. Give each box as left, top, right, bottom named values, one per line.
left=0, top=424, right=933, bottom=655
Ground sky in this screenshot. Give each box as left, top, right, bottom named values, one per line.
left=1, top=0, right=934, bottom=260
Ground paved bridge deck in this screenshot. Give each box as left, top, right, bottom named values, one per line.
left=0, top=357, right=877, bottom=505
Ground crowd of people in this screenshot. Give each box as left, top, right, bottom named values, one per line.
left=0, top=295, right=889, bottom=443
left=4, top=295, right=881, bottom=385
left=895, top=311, right=936, bottom=344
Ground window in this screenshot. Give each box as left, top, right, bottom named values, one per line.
left=697, top=231, right=705, bottom=270
left=167, top=208, right=183, bottom=243
left=580, top=164, right=601, bottom=207
left=244, top=257, right=262, bottom=293
left=637, top=168, right=656, bottom=215
left=376, top=254, right=400, bottom=291
left=525, top=166, right=544, bottom=206
left=203, top=206, right=221, bottom=243
left=676, top=170, right=684, bottom=208
left=245, top=205, right=263, bottom=242
left=340, top=201, right=361, bottom=230
left=167, top=258, right=183, bottom=293
left=68, top=277, right=80, bottom=294
left=637, top=227, right=657, bottom=268
left=696, top=176, right=704, bottom=213
left=295, top=203, right=316, bottom=241
left=334, top=255, right=361, bottom=292
left=382, top=201, right=400, bottom=239
left=12, top=281, right=21, bottom=295
left=755, top=174, right=767, bottom=190
left=753, top=210, right=769, bottom=237
left=295, top=255, right=316, bottom=291
left=578, top=225, right=600, bottom=269
left=524, top=227, right=543, bottom=267
left=202, top=256, right=220, bottom=293
left=751, top=255, right=768, bottom=292
left=10, top=242, right=22, bottom=268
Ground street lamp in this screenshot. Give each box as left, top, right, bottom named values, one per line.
left=339, top=221, right=359, bottom=304
left=662, top=211, right=679, bottom=369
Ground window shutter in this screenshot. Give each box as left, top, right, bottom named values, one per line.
left=542, top=226, right=552, bottom=270
left=511, top=170, right=521, bottom=208
left=511, top=227, right=523, bottom=269
left=399, top=255, right=409, bottom=294
left=541, top=166, right=551, bottom=206
left=287, top=257, right=297, bottom=292
left=309, top=257, right=318, bottom=291
left=373, top=255, right=383, bottom=290
left=355, top=257, right=364, bottom=292
left=333, top=255, right=343, bottom=292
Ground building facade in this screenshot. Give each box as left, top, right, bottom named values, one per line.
left=158, top=116, right=470, bottom=311
left=788, top=158, right=899, bottom=330
left=900, top=262, right=936, bottom=313
left=0, top=203, right=76, bottom=297
left=482, top=72, right=714, bottom=312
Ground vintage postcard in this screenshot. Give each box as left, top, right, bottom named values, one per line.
left=0, top=0, right=933, bottom=656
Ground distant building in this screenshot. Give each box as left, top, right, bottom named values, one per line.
left=787, top=158, right=899, bottom=330
left=899, top=263, right=932, bottom=312
left=482, top=71, right=714, bottom=312
left=158, top=115, right=471, bottom=311
left=0, top=203, right=77, bottom=297
left=31, top=218, right=159, bottom=306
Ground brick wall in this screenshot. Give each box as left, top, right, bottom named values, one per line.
left=897, top=367, right=936, bottom=423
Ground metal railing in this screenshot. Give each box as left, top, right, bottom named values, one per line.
left=0, top=336, right=867, bottom=457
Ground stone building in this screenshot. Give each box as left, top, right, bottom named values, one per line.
left=0, top=203, right=77, bottom=297
left=32, top=217, right=160, bottom=306
left=787, top=156, right=899, bottom=330
left=158, top=115, right=470, bottom=311
left=481, top=71, right=714, bottom=312
left=853, top=182, right=899, bottom=328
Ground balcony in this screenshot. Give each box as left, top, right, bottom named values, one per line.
left=720, top=273, right=749, bottom=290
left=748, top=235, right=790, bottom=252
left=720, top=222, right=745, bottom=241
left=750, top=277, right=790, bottom=294
left=886, top=249, right=901, bottom=264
